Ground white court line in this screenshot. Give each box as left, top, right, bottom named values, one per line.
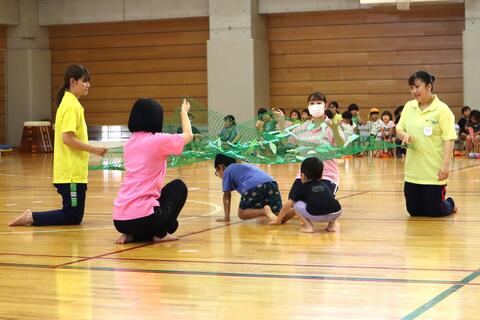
left=0, top=200, right=222, bottom=235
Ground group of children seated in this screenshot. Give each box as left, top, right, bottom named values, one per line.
left=457, top=106, right=480, bottom=158
left=219, top=102, right=406, bottom=158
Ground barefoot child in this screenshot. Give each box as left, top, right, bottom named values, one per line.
left=9, top=65, right=107, bottom=226
left=214, top=154, right=282, bottom=222
left=112, top=98, right=193, bottom=244
left=272, top=157, right=342, bottom=233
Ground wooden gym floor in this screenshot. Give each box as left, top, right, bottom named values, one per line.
left=0, top=152, right=479, bottom=320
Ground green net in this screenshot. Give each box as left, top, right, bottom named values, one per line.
left=89, top=97, right=400, bottom=170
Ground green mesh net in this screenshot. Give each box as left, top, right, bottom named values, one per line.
left=89, top=98, right=400, bottom=170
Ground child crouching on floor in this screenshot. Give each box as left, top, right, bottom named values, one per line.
left=214, top=153, right=282, bottom=222
left=271, top=157, right=342, bottom=233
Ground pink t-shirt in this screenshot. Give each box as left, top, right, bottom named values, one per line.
left=290, top=121, right=340, bottom=185
left=113, top=132, right=185, bottom=221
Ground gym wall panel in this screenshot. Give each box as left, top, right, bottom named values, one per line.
left=50, top=17, right=208, bottom=126
left=267, top=3, right=465, bottom=119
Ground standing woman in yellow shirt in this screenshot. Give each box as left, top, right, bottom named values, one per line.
left=9, top=65, right=107, bottom=226
left=396, top=71, right=458, bottom=217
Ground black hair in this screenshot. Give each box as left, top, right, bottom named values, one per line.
left=328, top=101, right=339, bottom=110
left=394, top=105, right=404, bottom=124
left=56, top=64, right=90, bottom=107
left=302, top=108, right=311, bottom=116
left=214, top=153, right=237, bottom=169
left=224, top=115, right=236, bottom=126
left=470, top=110, right=480, bottom=122
left=257, top=108, right=268, bottom=116
left=128, top=98, right=164, bottom=133
left=307, top=92, right=327, bottom=103
left=300, top=157, right=324, bottom=181
left=342, top=110, right=353, bottom=125
left=290, top=109, right=301, bottom=118
left=325, top=109, right=334, bottom=119
left=461, top=106, right=471, bottom=115
left=381, top=110, right=393, bottom=120
left=348, top=103, right=359, bottom=112
left=408, top=71, right=435, bottom=91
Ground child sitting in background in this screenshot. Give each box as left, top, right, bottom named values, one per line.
left=379, top=111, right=395, bottom=157
left=366, top=108, right=383, bottom=156
left=219, top=115, right=240, bottom=147
left=271, top=157, right=342, bottom=233
left=289, top=109, right=301, bottom=125
left=256, top=108, right=277, bottom=137
left=301, top=109, right=311, bottom=122
left=465, top=110, right=480, bottom=156
left=348, top=103, right=363, bottom=128
left=214, top=154, right=281, bottom=222
left=341, top=110, right=357, bottom=142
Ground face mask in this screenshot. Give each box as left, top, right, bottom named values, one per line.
left=308, top=103, right=325, bottom=118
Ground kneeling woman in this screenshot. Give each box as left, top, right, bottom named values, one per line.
left=396, top=71, right=458, bottom=217
left=113, top=98, right=193, bottom=244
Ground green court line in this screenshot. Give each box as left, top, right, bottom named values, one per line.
left=401, top=270, right=480, bottom=320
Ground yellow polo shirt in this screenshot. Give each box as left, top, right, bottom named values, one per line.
left=53, top=91, right=89, bottom=183
left=396, top=95, right=457, bottom=185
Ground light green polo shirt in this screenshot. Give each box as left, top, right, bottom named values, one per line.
left=396, top=96, right=457, bottom=185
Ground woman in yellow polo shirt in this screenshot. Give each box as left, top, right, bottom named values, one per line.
left=8, top=65, right=107, bottom=226
left=396, top=71, right=458, bottom=217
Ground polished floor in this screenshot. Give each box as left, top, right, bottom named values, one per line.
left=0, top=152, right=479, bottom=320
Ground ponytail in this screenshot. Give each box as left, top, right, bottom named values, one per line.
left=56, top=64, right=90, bottom=108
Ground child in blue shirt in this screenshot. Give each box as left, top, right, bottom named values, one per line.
left=214, top=154, right=282, bottom=222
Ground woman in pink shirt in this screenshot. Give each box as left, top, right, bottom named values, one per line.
left=113, top=98, right=193, bottom=244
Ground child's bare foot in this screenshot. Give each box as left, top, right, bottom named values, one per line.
left=264, top=207, right=278, bottom=222
left=452, top=204, right=459, bottom=214
left=115, top=234, right=133, bottom=244
left=325, top=221, right=337, bottom=232
left=300, top=218, right=314, bottom=233
left=269, top=218, right=282, bottom=225
left=8, top=209, right=33, bottom=226
left=300, top=225, right=315, bottom=233
left=153, top=233, right=179, bottom=243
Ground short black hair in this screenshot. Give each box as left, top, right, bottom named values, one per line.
left=257, top=108, right=268, bottom=116
left=461, top=106, right=471, bottom=114
left=224, top=115, right=236, bottom=125
left=328, top=101, right=339, bottom=110
left=348, top=103, right=359, bottom=112
left=342, top=110, right=352, bottom=119
left=300, top=157, right=324, bottom=181
left=470, top=110, right=480, bottom=122
left=214, top=153, right=237, bottom=168
left=302, top=108, right=311, bottom=116
left=381, top=110, right=393, bottom=120
left=408, top=71, right=435, bottom=90
left=307, top=92, right=327, bottom=104
left=325, top=109, right=334, bottom=119
left=128, top=98, right=163, bottom=133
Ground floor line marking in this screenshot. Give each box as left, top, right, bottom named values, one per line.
left=401, top=270, right=480, bottom=320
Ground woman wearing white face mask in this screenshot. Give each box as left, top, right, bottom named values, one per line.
left=273, top=92, right=346, bottom=226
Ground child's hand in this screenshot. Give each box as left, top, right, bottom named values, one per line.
left=181, top=98, right=190, bottom=114
left=216, top=217, right=230, bottom=222
left=93, top=147, right=108, bottom=157
left=268, top=219, right=281, bottom=225
left=402, top=133, right=414, bottom=145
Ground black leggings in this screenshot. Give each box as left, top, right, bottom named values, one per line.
left=114, top=179, right=188, bottom=242
left=404, top=182, right=455, bottom=217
